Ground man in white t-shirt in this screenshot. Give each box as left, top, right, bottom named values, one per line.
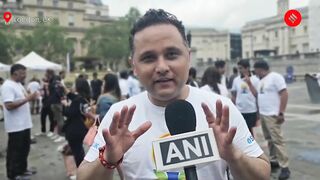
left=77, top=9, right=270, bottom=180
left=0, top=77, right=4, bottom=121
left=254, top=60, right=290, bottom=180
left=27, top=77, right=41, bottom=114
left=119, top=70, right=130, bottom=99
left=1, top=64, right=38, bottom=180
left=128, top=70, right=142, bottom=97
left=231, top=60, right=259, bottom=136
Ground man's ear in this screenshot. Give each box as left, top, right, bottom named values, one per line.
left=129, top=57, right=138, bottom=76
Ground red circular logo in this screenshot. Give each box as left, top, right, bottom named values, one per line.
left=284, top=9, right=302, bottom=27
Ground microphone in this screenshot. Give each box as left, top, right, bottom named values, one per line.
left=165, top=100, right=198, bottom=180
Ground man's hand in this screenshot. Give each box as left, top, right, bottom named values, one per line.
left=243, top=75, right=251, bottom=85
left=201, top=100, right=242, bottom=162
left=275, top=114, right=285, bottom=124
left=27, top=92, right=38, bottom=101
left=102, top=105, right=152, bottom=164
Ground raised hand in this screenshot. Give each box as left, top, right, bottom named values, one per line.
left=201, top=100, right=242, bottom=162
left=102, top=105, right=152, bottom=164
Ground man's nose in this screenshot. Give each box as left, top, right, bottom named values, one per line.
left=155, top=57, right=169, bottom=74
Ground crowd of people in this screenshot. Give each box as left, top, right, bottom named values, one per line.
left=0, top=8, right=294, bottom=180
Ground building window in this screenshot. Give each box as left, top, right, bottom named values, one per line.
left=53, top=0, right=59, bottom=7
left=274, top=47, right=279, bottom=55
left=304, top=26, right=308, bottom=34
left=68, top=2, right=73, bottom=9
left=274, top=31, right=278, bottom=38
left=303, top=43, right=309, bottom=53
left=96, top=11, right=101, bottom=16
left=37, top=0, right=43, bottom=6
left=38, top=11, right=44, bottom=18
left=68, top=14, right=74, bottom=26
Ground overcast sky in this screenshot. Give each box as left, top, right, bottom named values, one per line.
left=101, top=0, right=309, bottom=32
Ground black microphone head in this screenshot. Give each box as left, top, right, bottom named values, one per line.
left=165, top=100, right=196, bottom=135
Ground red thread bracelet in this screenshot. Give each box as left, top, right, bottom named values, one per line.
left=99, top=146, right=123, bottom=169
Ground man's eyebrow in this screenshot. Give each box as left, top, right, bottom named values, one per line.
left=165, top=46, right=182, bottom=52
left=139, top=50, right=156, bottom=57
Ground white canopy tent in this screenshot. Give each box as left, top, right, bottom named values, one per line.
left=0, top=62, right=10, bottom=71
left=16, top=51, right=62, bottom=71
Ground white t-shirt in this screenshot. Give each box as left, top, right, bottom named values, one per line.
left=1, top=80, right=32, bottom=133
left=200, top=84, right=229, bottom=98
left=257, top=72, right=286, bottom=116
left=128, top=76, right=141, bottom=97
left=231, top=76, right=259, bottom=113
left=119, top=78, right=130, bottom=97
left=221, top=75, right=227, bottom=89
left=85, top=86, right=263, bottom=180
left=27, top=81, right=40, bottom=93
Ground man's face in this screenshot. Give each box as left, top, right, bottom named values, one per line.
left=238, top=65, right=248, bottom=76
left=218, top=67, right=226, bottom=75
left=254, top=68, right=264, bottom=79
left=14, top=69, right=27, bottom=83
left=132, top=24, right=190, bottom=104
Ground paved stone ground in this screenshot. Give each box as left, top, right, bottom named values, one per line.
left=0, top=81, right=319, bottom=180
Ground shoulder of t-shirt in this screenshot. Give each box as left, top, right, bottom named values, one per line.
left=109, top=91, right=147, bottom=110
left=190, top=86, right=230, bottom=105
left=2, top=80, right=16, bottom=88
left=270, top=72, right=284, bottom=79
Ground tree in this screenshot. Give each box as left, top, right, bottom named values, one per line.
left=125, top=7, right=141, bottom=28
left=83, top=7, right=141, bottom=70
left=0, top=25, right=22, bottom=64
left=20, top=23, right=74, bottom=63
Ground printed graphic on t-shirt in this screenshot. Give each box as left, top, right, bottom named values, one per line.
left=240, top=83, right=248, bottom=94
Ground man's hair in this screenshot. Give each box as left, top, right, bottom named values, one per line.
left=232, top=67, right=238, bottom=74
left=10, top=64, right=26, bottom=75
left=120, top=70, right=128, bottom=79
left=201, top=66, right=221, bottom=95
left=93, top=72, right=98, bottom=77
left=214, top=60, right=226, bottom=68
left=59, top=70, right=65, bottom=75
left=129, top=9, right=187, bottom=55
left=237, top=59, right=250, bottom=69
left=189, top=67, right=197, bottom=79
left=254, top=60, right=269, bottom=70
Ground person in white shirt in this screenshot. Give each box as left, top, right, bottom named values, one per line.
left=77, top=9, right=270, bottom=180
left=2, top=64, right=38, bottom=180
left=0, top=77, right=4, bottom=121
left=201, top=66, right=229, bottom=97
left=231, top=60, right=259, bottom=136
left=27, top=77, right=41, bottom=114
left=119, top=70, right=130, bottom=99
left=128, top=70, right=141, bottom=97
left=254, top=60, right=290, bottom=180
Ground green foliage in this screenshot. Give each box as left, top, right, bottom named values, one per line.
left=0, top=25, right=22, bottom=63
left=83, top=7, right=141, bottom=69
left=20, top=23, right=74, bottom=63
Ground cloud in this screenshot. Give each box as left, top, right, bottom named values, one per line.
left=102, top=0, right=309, bottom=31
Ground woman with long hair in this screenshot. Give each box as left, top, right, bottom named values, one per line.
left=96, top=73, right=121, bottom=120
left=201, top=66, right=229, bottom=97
left=62, top=78, right=93, bottom=167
